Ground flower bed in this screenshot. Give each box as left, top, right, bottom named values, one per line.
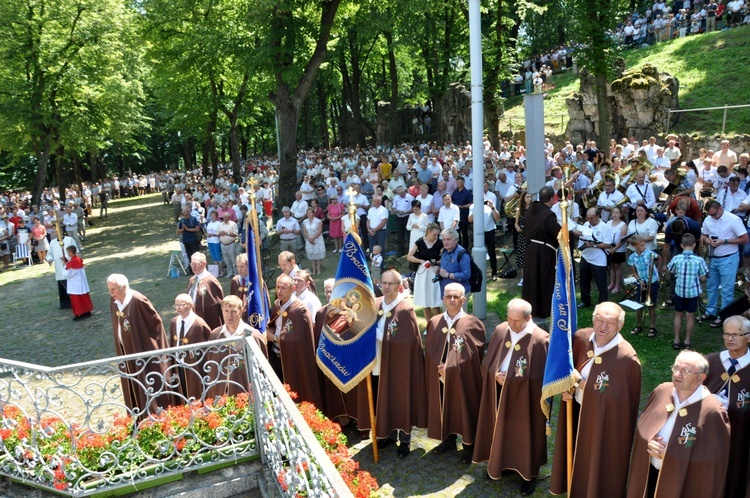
left=277, top=387, right=379, bottom=498
left=0, top=393, right=255, bottom=494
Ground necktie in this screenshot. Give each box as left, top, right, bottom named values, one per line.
left=179, top=319, right=186, bottom=346
left=729, top=357, right=740, bottom=376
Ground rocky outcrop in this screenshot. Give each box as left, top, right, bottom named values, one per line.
left=441, top=83, right=472, bottom=144
left=565, top=64, right=679, bottom=144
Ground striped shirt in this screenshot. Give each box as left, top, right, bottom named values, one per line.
left=627, top=249, right=659, bottom=284
left=667, top=250, right=708, bottom=299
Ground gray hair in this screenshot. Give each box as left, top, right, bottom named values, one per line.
left=723, top=315, right=750, bottom=334
left=107, top=273, right=129, bottom=289
left=507, top=298, right=532, bottom=318
left=441, top=228, right=459, bottom=241
left=593, top=302, right=626, bottom=328
left=675, top=350, right=709, bottom=374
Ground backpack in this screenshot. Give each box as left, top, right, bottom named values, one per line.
left=458, top=249, right=483, bottom=293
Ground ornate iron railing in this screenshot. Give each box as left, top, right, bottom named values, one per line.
left=0, top=337, right=258, bottom=495
left=246, top=338, right=352, bottom=497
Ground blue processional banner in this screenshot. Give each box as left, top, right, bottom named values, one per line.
left=540, top=238, right=579, bottom=419
left=316, top=233, right=378, bottom=393
left=246, top=223, right=269, bottom=333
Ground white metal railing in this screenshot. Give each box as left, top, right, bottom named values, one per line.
left=667, top=103, right=750, bottom=134
left=0, top=336, right=349, bottom=497
left=246, top=338, right=351, bottom=497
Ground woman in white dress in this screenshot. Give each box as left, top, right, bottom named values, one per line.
left=406, top=223, right=443, bottom=322
left=607, top=206, right=628, bottom=293
left=302, top=207, right=325, bottom=275
left=406, top=200, right=429, bottom=249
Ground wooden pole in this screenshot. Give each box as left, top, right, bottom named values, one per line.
left=561, top=169, right=574, bottom=494
left=567, top=399, right=573, bottom=492
left=366, top=374, right=379, bottom=463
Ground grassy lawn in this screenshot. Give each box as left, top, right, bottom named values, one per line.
left=500, top=25, right=750, bottom=137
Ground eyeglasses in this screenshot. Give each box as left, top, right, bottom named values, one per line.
left=670, top=365, right=701, bottom=376
left=380, top=281, right=400, bottom=287
left=723, top=333, right=748, bottom=339
left=444, top=294, right=463, bottom=301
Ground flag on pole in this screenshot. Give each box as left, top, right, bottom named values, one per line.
left=540, top=232, right=579, bottom=419
left=245, top=223, right=269, bottom=333
left=316, top=233, right=378, bottom=392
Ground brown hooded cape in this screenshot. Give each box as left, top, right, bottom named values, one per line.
left=521, top=201, right=560, bottom=319
left=425, top=313, right=485, bottom=444
left=167, top=314, right=212, bottom=402
left=704, top=352, right=750, bottom=498
left=472, top=322, right=549, bottom=479
left=110, top=291, right=174, bottom=415
left=189, top=272, right=224, bottom=330
left=627, top=382, right=730, bottom=498
left=550, top=328, right=642, bottom=497
left=354, top=297, right=428, bottom=438
left=267, top=298, right=323, bottom=408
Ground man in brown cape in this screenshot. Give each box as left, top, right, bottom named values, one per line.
left=354, top=270, right=428, bottom=459
left=550, top=301, right=641, bottom=497
left=425, top=282, right=485, bottom=464
left=313, top=279, right=357, bottom=425
left=107, top=273, right=173, bottom=416
left=627, top=351, right=730, bottom=498
left=205, top=296, right=267, bottom=398
left=266, top=273, right=323, bottom=408
left=188, top=252, right=224, bottom=330
left=229, top=253, right=250, bottom=309
left=521, top=185, right=560, bottom=319
left=168, top=293, right=212, bottom=402
left=703, top=315, right=750, bottom=498
left=472, top=298, right=548, bottom=496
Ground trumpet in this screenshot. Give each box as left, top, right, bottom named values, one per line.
left=643, top=252, right=656, bottom=307
left=613, top=194, right=631, bottom=209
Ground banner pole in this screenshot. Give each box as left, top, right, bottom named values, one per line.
left=366, top=374, right=379, bottom=463
left=566, top=398, right=573, bottom=492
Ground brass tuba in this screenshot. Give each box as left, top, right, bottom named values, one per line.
left=505, top=181, right=527, bottom=217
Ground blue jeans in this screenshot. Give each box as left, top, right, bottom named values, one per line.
left=706, top=251, right=739, bottom=316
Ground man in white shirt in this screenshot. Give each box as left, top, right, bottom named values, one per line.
left=63, top=204, right=83, bottom=251
left=438, top=193, right=460, bottom=231
left=713, top=140, right=739, bottom=168
left=391, top=187, right=414, bottom=255
left=719, top=176, right=748, bottom=216
left=276, top=207, right=301, bottom=253
left=625, top=170, right=657, bottom=214
left=702, top=200, right=749, bottom=322
left=596, top=178, right=625, bottom=223
left=367, top=195, right=390, bottom=253
left=644, top=136, right=660, bottom=163
left=573, top=208, right=613, bottom=307
left=415, top=184, right=434, bottom=222
left=290, top=191, right=308, bottom=222
left=293, top=270, right=322, bottom=321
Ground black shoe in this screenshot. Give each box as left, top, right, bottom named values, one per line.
left=432, top=439, right=457, bottom=454
left=460, top=451, right=472, bottom=464
left=377, top=438, right=396, bottom=449
left=397, top=444, right=410, bottom=459
left=72, top=315, right=82, bottom=321
left=520, top=478, right=536, bottom=496
left=577, top=302, right=590, bottom=309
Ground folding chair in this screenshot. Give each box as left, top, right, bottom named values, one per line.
left=12, top=232, right=33, bottom=268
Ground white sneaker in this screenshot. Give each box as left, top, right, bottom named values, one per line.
left=517, top=278, right=524, bottom=287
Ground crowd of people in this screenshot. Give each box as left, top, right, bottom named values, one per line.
left=3, top=128, right=750, bottom=496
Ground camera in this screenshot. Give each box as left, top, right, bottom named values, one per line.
left=432, top=274, right=442, bottom=283
left=484, top=200, right=489, bottom=206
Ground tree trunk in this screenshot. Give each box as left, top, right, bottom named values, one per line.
left=317, top=81, right=330, bottom=148
left=384, top=30, right=399, bottom=145
left=275, top=90, right=302, bottom=210
left=594, top=73, right=611, bottom=155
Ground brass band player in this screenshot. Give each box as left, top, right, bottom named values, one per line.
left=627, top=235, right=662, bottom=338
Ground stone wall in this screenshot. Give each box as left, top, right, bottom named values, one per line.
left=565, top=64, right=679, bottom=145
left=675, top=134, right=750, bottom=159
left=440, top=82, right=472, bottom=144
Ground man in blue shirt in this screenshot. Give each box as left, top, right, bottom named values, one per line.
left=437, top=228, right=471, bottom=297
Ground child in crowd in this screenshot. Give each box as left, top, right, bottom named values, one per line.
left=627, top=235, right=661, bottom=337
left=370, top=245, right=382, bottom=285
left=65, top=245, right=94, bottom=320
left=667, top=233, right=708, bottom=350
